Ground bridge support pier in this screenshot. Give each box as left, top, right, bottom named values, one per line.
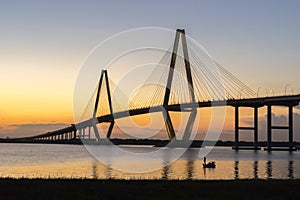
left=254, top=107, right=258, bottom=149
left=73, top=130, right=76, bottom=139
left=289, top=105, right=294, bottom=150
left=234, top=106, right=239, bottom=149
left=233, top=106, right=260, bottom=150
left=266, top=105, right=295, bottom=151
left=267, top=105, right=272, bottom=151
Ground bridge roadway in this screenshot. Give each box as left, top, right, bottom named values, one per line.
left=19, top=94, right=300, bottom=143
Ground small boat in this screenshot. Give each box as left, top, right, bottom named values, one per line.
left=203, top=161, right=216, bottom=168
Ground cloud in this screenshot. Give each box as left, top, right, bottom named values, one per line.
left=0, top=123, right=69, bottom=138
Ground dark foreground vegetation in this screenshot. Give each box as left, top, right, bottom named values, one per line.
left=0, top=179, right=300, bottom=200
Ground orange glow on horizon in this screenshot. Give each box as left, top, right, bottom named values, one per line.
left=0, top=90, right=298, bottom=139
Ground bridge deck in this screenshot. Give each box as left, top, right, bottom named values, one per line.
left=12, top=94, right=300, bottom=140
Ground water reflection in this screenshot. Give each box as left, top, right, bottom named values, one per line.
left=266, top=161, right=272, bottom=179
left=162, top=164, right=170, bottom=180
left=186, top=151, right=194, bottom=180
left=253, top=161, right=258, bottom=179
left=288, top=160, right=294, bottom=179
left=92, top=161, right=98, bottom=179
left=231, top=160, right=293, bottom=180
left=186, top=160, right=194, bottom=179
left=234, top=161, right=239, bottom=179
left=89, top=159, right=296, bottom=180
left=161, top=149, right=171, bottom=180
left=105, top=164, right=112, bottom=179
left=229, top=160, right=295, bottom=180
left=0, top=144, right=299, bottom=180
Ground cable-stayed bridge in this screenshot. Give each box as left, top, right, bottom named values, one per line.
left=7, top=29, right=300, bottom=151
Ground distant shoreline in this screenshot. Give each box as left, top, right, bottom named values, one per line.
left=0, top=178, right=299, bottom=199
left=0, top=138, right=299, bottom=149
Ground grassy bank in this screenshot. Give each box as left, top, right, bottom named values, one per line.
left=0, top=179, right=300, bottom=200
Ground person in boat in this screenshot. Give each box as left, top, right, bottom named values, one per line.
left=203, top=157, right=216, bottom=168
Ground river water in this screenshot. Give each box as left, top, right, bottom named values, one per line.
left=0, top=143, right=299, bottom=180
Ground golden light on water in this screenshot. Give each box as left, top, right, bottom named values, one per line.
left=1, top=157, right=297, bottom=180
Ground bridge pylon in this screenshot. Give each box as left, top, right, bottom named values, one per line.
left=93, top=70, right=115, bottom=140
left=163, top=29, right=197, bottom=141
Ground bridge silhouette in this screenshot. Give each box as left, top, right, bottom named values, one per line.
left=9, top=29, right=300, bottom=151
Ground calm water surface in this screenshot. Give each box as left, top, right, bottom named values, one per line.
left=0, top=143, right=299, bottom=180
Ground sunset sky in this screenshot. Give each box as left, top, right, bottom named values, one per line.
left=1, top=0, right=300, bottom=141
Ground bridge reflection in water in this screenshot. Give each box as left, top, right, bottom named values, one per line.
left=89, top=158, right=296, bottom=180
left=87, top=147, right=298, bottom=180
left=0, top=144, right=298, bottom=180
